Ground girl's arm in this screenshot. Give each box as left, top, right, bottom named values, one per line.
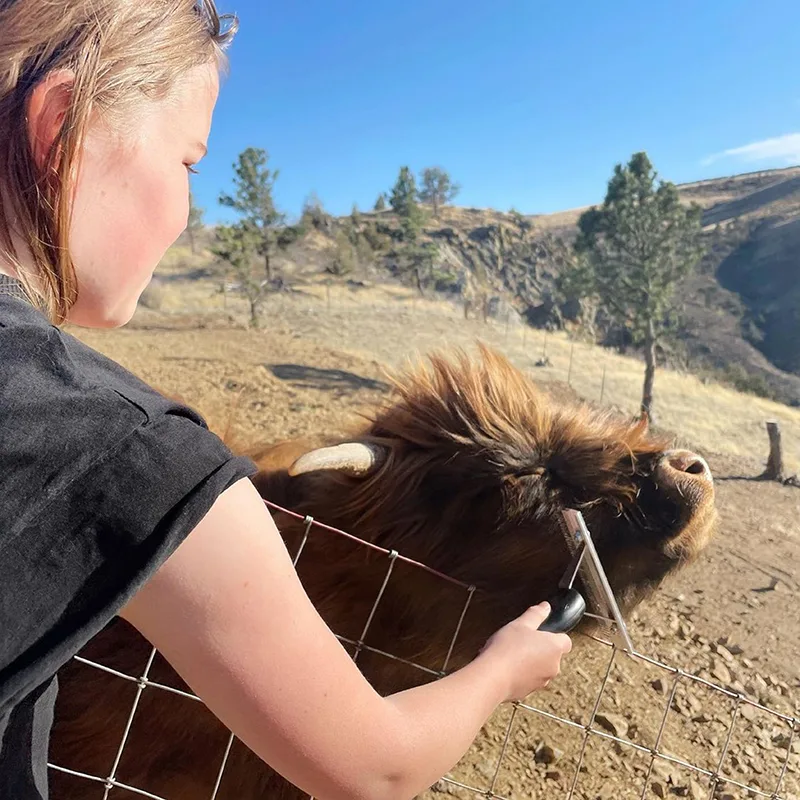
left=120, top=477, right=571, bottom=800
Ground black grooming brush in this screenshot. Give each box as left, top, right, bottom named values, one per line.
left=538, top=509, right=634, bottom=653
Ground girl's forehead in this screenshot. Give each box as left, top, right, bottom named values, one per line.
left=168, top=64, right=220, bottom=114
left=139, top=64, right=219, bottom=137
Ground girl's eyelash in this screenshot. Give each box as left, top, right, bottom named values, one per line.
left=186, top=165, right=200, bottom=175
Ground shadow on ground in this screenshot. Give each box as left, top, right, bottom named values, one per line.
left=268, top=363, right=390, bottom=394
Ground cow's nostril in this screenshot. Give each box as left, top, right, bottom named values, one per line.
left=682, top=459, right=706, bottom=476
left=664, top=451, right=711, bottom=480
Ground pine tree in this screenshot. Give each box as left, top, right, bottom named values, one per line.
left=390, top=166, right=425, bottom=243
left=211, top=222, right=264, bottom=327
left=418, top=167, right=460, bottom=218
left=301, top=191, right=330, bottom=232
left=350, top=202, right=362, bottom=234
left=573, top=151, right=704, bottom=418
left=219, top=147, right=286, bottom=283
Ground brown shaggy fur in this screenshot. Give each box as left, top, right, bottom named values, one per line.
left=49, top=345, right=717, bottom=800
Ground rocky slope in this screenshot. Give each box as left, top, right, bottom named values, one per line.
left=427, top=168, right=800, bottom=405
left=190, top=166, right=800, bottom=405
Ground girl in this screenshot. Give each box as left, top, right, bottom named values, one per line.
left=0, top=2, right=572, bottom=798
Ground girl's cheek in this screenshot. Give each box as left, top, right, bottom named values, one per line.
left=139, top=169, right=186, bottom=253
left=162, top=189, right=190, bottom=250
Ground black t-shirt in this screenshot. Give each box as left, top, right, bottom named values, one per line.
left=0, top=290, right=258, bottom=798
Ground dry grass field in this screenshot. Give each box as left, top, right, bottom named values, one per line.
left=63, top=256, right=800, bottom=800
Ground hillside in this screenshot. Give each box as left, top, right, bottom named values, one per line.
left=420, top=166, right=800, bottom=405
left=675, top=168, right=800, bottom=399
left=182, top=166, right=800, bottom=405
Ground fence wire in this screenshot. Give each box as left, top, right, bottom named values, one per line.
left=49, top=499, right=798, bottom=800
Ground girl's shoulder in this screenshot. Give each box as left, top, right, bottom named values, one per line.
left=0, top=296, right=255, bottom=529
left=0, top=295, right=257, bottom=714
left=1, top=295, right=193, bottom=425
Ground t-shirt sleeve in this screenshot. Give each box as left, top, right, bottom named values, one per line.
left=0, top=409, right=257, bottom=713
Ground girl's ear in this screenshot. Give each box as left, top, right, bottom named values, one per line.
left=26, top=69, right=75, bottom=170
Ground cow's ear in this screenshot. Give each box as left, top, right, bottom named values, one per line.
left=288, top=442, right=388, bottom=478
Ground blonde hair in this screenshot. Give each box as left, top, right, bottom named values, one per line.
left=0, top=0, right=237, bottom=324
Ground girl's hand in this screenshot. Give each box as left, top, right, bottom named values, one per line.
left=480, top=603, right=573, bottom=701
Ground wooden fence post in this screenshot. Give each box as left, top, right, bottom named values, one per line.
left=762, top=420, right=785, bottom=481
left=567, top=341, right=575, bottom=386
left=599, top=362, right=607, bottom=404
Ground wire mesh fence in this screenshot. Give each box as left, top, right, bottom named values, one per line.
left=49, top=499, right=798, bottom=800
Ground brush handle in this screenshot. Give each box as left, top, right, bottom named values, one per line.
left=538, top=588, right=586, bottom=634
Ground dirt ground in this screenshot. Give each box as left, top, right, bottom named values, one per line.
left=65, top=283, right=800, bottom=800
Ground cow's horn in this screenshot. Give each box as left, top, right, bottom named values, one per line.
left=288, top=442, right=387, bottom=477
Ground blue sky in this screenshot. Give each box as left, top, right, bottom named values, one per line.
left=196, top=0, right=800, bottom=224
